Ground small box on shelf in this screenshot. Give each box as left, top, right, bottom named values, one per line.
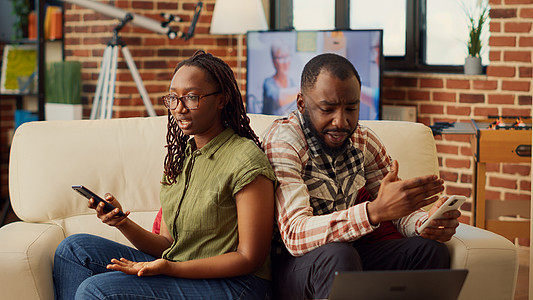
left=14, top=109, right=38, bottom=130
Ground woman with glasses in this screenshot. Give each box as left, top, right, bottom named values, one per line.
left=53, top=50, right=276, bottom=299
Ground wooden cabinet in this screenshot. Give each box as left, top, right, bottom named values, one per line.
left=471, top=118, right=532, bottom=240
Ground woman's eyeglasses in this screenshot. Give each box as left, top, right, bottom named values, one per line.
left=162, top=91, right=221, bottom=110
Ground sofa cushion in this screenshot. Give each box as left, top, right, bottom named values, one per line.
left=9, top=117, right=167, bottom=223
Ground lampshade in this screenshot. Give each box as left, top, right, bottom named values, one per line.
left=210, top=0, right=268, bottom=35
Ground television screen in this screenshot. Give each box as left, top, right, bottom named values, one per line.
left=246, top=30, right=382, bottom=120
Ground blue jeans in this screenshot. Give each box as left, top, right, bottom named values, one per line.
left=53, top=234, right=272, bottom=300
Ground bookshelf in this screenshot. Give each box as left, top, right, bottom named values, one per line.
left=0, top=0, right=64, bottom=120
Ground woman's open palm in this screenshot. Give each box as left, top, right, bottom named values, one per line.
left=107, top=257, right=169, bottom=276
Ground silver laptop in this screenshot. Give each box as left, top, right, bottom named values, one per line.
left=329, top=269, right=468, bottom=300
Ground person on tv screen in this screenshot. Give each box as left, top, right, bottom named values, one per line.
left=262, top=53, right=460, bottom=300
left=52, top=50, right=276, bottom=299
left=262, top=39, right=298, bottom=116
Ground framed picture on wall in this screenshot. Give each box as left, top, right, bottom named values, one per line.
left=0, top=44, right=37, bottom=94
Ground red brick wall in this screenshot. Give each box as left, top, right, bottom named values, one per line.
left=63, top=0, right=237, bottom=117
left=382, top=0, right=532, bottom=227
left=0, top=94, right=14, bottom=200
left=1, top=1, right=532, bottom=228
left=0, top=41, right=15, bottom=201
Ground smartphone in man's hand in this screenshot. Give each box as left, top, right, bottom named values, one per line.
left=419, top=195, right=466, bottom=232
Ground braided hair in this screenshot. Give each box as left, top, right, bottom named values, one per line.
left=163, top=50, right=260, bottom=184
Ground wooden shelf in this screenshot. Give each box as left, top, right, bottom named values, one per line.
left=3, top=2, right=65, bottom=120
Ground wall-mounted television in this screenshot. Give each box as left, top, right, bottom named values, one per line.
left=246, top=30, right=382, bottom=120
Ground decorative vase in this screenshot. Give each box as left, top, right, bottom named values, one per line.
left=45, top=103, right=83, bottom=120
left=464, top=56, right=482, bottom=75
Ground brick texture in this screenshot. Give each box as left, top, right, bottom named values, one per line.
left=381, top=1, right=532, bottom=227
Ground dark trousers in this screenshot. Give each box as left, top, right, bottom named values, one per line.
left=272, top=236, right=450, bottom=300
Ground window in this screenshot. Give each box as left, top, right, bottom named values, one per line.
left=350, top=0, right=406, bottom=57
left=273, top=0, right=490, bottom=72
left=293, top=0, right=335, bottom=30
left=425, top=0, right=489, bottom=66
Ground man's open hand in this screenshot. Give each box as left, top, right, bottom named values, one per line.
left=367, top=160, right=444, bottom=225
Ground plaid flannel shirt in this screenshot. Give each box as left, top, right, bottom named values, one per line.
left=263, top=111, right=427, bottom=257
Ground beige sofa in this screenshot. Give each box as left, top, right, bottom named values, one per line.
left=1, top=114, right=518, bottom=300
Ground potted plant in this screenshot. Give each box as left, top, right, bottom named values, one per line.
left=463, top=0, right=489, bottom=75
left=9, top=0, right=31, bottom=41
left=45, top=61, right=83, bottom=120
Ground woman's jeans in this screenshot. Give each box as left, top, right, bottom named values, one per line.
left=53, top=234, right=271, bottom=299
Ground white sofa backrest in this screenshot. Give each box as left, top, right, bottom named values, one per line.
left=9, top=114, right=438, bottom=243
left=359, top=120, right=439, bottom=180
left=9, top=116, right=168, bottom=244
left=247, top=114, right=439, bottom=180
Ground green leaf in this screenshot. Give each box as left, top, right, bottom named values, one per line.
left=46, top=61, right=82, bottom=104
left=463, top=0, right=490, bottom=57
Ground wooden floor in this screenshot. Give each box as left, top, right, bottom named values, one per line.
left=0, top=200, right=530, bottom=299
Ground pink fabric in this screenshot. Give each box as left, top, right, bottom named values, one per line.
left=152, top=207, right=162, bottom=234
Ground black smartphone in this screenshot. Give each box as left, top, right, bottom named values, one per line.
left=72, top=185, right=125, bottom=217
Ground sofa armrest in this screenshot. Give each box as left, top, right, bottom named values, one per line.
left=0, top=221, right=65, bottom=300
left=446, top=223, right=518, bottom=300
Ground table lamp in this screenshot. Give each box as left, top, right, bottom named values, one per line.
left=210, top=0, right=268, bottom=86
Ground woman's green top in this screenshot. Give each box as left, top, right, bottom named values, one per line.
left=160, top=127, right=276, bottom=280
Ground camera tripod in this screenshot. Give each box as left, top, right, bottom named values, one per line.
left=90, top=14, right=156, bottom=119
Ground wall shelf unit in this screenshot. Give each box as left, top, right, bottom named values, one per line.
left=0, top=0, right=64, bottom=120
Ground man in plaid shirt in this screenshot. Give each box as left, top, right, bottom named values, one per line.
left=262, top=53, right=461, bottom=300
